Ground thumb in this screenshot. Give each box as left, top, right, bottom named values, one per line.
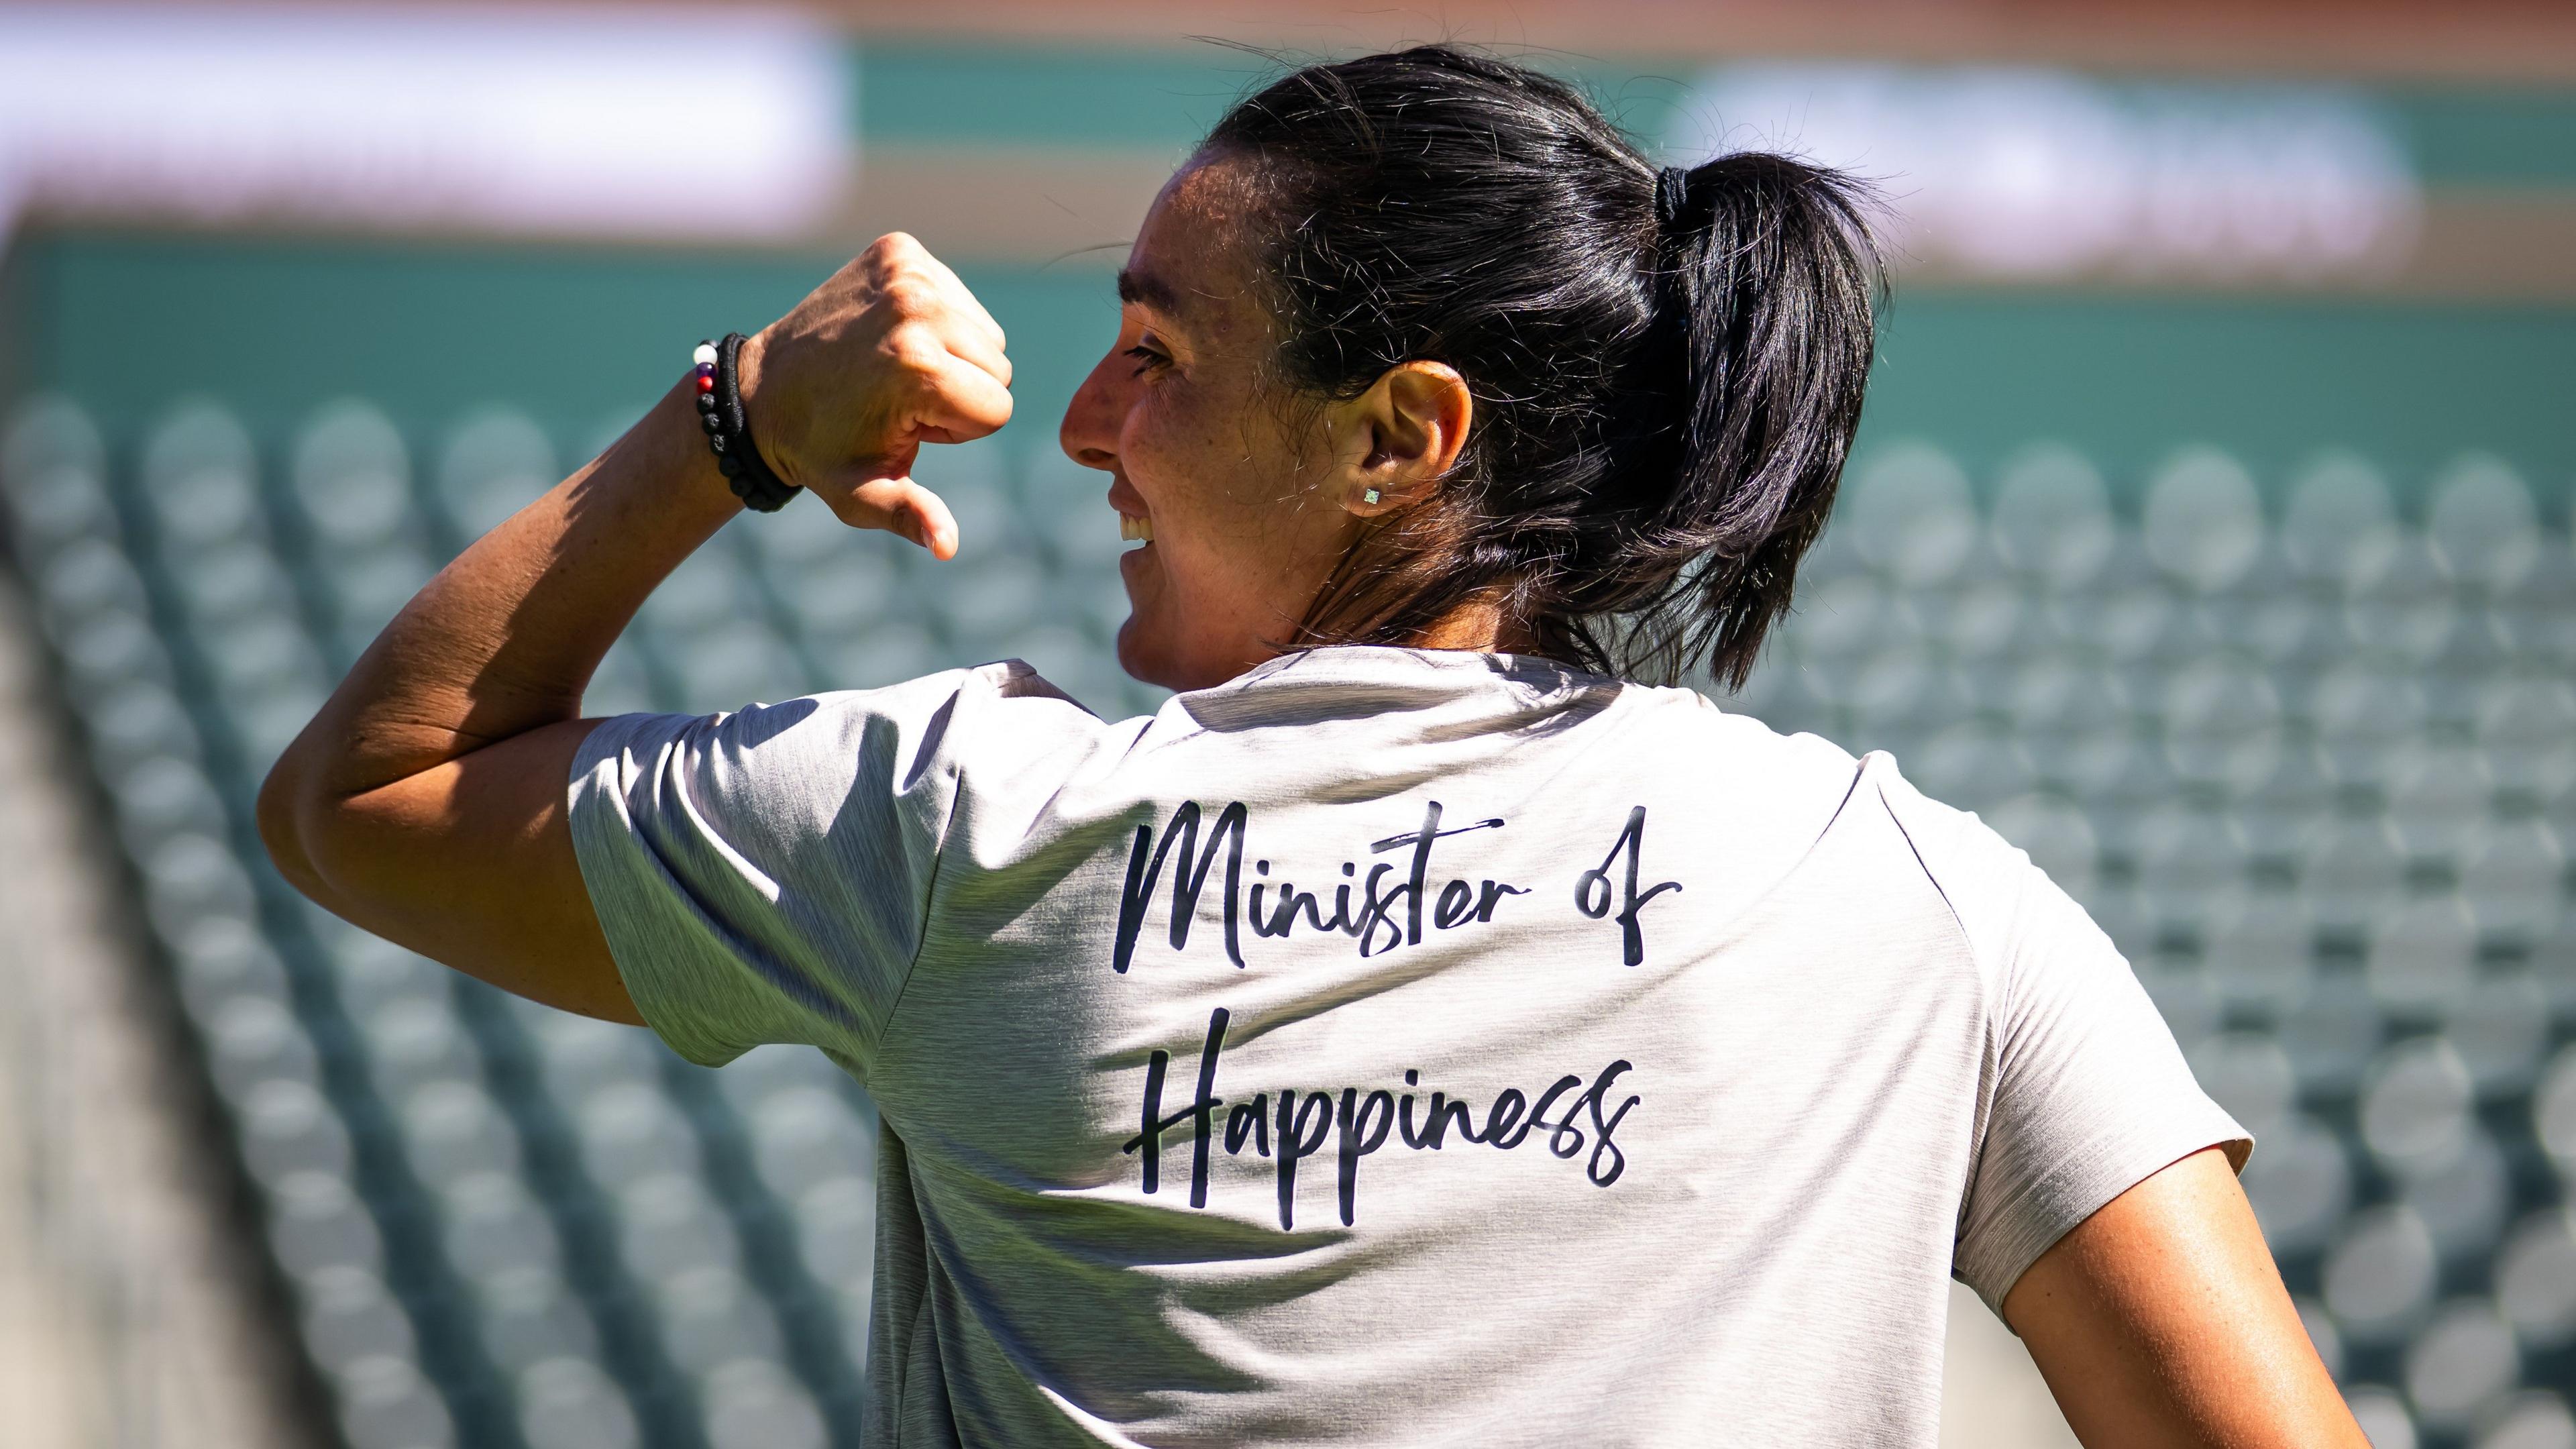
left=822, top=474, right=959, bottom=559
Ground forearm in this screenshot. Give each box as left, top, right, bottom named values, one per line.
left=252, top=235, right=1002, bottom=1014
left=257, top=365, right=745, bottom=931
left=277, top=374, right=736, bottom=805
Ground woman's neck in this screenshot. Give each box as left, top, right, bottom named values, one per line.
left=1407, top=597, right=1539, bottom=655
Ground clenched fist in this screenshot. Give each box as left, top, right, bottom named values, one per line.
left=738, top=233, right=1012, bottom=559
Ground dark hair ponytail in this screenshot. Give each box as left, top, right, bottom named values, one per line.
left=1203, top=47, right=1884, bottom=688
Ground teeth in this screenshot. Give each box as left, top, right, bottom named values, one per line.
left=1119, top=513, right=1154, bottom=543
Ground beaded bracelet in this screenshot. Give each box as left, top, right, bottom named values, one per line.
left=692, top=333, right=798, bottom=513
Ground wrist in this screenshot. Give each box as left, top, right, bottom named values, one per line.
left=735, top=326, right=798, bottom=490
left=695, top=333, right=799, bottom=511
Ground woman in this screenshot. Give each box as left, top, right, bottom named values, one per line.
left=261, top=48, right=2363, bottom=1448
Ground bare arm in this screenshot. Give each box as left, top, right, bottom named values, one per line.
left=257, top=234, right=1009, bottom=1021
left=2005, top=1147, right=2367, bottom=1448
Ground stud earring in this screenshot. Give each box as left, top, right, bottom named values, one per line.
left=1362, top=488, right=1381, bottom=505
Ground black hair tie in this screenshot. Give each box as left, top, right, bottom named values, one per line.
left=1653, top=165, right=1693, bottom=231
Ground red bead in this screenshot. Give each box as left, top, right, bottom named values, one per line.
left=697, top=374, right=716, bottom=393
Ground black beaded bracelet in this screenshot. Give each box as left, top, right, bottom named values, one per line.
left=691, top=333, right=798, bottom=513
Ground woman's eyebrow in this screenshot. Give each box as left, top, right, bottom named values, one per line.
left=1116, top=266, right=1185, bottom=318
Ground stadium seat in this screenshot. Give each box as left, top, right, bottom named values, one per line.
left=2330, top=1205, right=2446, bottom=1351
left=7, top=393, right=2569, bottom=1446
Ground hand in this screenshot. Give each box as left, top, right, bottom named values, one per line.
left=739, top=233, right=1012, bottom=559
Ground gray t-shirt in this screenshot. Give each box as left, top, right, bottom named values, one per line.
left=568, top=644, right=2248, bottom=1448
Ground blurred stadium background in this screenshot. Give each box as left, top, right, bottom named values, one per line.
left=0, top=3, right=2572, bottom=1447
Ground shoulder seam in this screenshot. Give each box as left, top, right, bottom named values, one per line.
left=1688, top=742, right=1894, bottom=941
left=1868, top=761, right=1982, bottom=971
left=868, top=681, right=979, bottom=1067
left=1872, top=759, right=2015, bottom=1272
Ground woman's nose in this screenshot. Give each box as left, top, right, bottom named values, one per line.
left=1059, top=354, right=1121, bottom=471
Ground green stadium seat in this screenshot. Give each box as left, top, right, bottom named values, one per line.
left=2282, top=453, right=2402, bottom=592
left=9, top=390, right=2571, bottom=1440
left=2205, top=893, right=2316, bottom=1016
left=2471, top=1392, right=2575, bottom=1449
left=2429, top=456, right=2544, bottom=594
left=1844, top=441, right=1980, bottom=586
left=790, top=1174, right=877, bottom=1362
left=360, top=996, right=488, bottom=1102
left=2406, top=1300, right=2523, bottom=1434
left=2534, top=1047, right=2576, bottom=1179
left=1990, top=443, right=2116, bottom=590
left=236, top=1076, right=358, bottom=1185
left=397, top=1079, right=526, bottom=1183
left=2451, top=973, right=2551, bottom=1095
left=2347, top=1385, right=2417, bottom=1449
left=2143, top=447, right=2267, bottom=595
left=2365, top=900, right=2479, bottom=1021
left=2499, top=1211, right=2576, bottom=1349
left=618, top=1175, right=750, bottom=1287
left=2163, top=657, right=2288, bottom=796
left=440, top=1171, right=568, bottom=1295
left=437, top=409, right=557, bottom=541
left=2298, top=816, right=2408, bottom=930
left=2361, top=1038, right=2476, bottom=1167
left=2279, top=975, right=2382, bottom=1095
left=333, top=1356, right=456, bottom=1449
left=649, top=1265, right=792, bottom=1386
left=815, top=621, right=936, bottom=694
left=2323, top=1204, right=2440, bottom=1344
left=292, top=401, right=419, bottom=552
left=2347, top=538, right=2460, bottom=667
left=2190, top=1031, right=2298, bottom=1140
left=205, top=993, right=323, bottom=1106
left=2241, top=1111, right=2351, bottom=1254
left=139, top=402, right=265, bottom=550
left=0, top=397, right=112, bottom=547
left=266, top=1169, right=386, bottom=1283
left=570, top=1081, right=704, bottom=1187
left=2396, top=1126, right=2511, bottom=1259
left=655, top=621, right=806, bottom=714
left=1022, top=455, right=1126, bottom=575
left=773, top=549, right=899, bottom=637
left=699, top=1358, right=829, bottom=1449
left=299, top=1263, right=423, bottom=1379
left=517, top=1356, right=641, bottom=1449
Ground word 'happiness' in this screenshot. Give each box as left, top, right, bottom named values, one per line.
left=1122, top=1008, right=1640, bottom=1230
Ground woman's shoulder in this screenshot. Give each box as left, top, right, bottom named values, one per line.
left=635, top=659, right=1128, bottom=812
left=803, top=656, right=1134, bottom=752
left=1619, top=679, right=1870, bottom=783
left=1620, top=685, right=2039, bottom=887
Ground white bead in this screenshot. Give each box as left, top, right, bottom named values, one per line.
left=692, top=342, right=718, bottom=368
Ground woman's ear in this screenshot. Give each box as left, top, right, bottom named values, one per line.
left=1338, top=361, right=1472, bottom=516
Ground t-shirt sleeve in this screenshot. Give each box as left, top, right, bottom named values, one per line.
left=1876, top=765, right=2253, bottom=1318
left=564, top=672, right=975, bottom=1076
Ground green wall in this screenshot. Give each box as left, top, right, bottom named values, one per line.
left=10, top=229, right=2570, bottom=514
left=845, top=38, right=2576, bottom=189
left=9, top=42, right=2573, bottom=508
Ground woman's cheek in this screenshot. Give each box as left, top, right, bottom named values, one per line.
left=1121, top=394, right=1192, bottom=499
